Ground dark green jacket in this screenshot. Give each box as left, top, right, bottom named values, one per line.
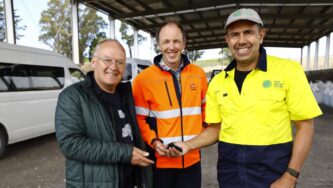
left=55, top=72, right=152, bottom=188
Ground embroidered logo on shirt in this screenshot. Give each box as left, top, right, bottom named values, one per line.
left=262, top=80, right=272, bottom=88
left=190, top=83, right=197, bottom=90
left=122, top=123, right=133, bottom=140
left=274, top=80, right=284, bottom=88
left=118, top=110, right=125, bottom=119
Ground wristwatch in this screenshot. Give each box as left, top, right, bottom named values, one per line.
left=286, top=167, right=300, bottom=179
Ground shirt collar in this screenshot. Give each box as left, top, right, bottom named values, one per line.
left=160, top=58, right=184, bottom=72
left=224, top=45, right=267, bottom=72
left=153, top=53, right=190, bottom=71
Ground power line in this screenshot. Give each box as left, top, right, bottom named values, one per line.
left=21, top=0, right=39, bottom=28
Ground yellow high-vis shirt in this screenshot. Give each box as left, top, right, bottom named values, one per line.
left=206, top=55, right=322, bottom=146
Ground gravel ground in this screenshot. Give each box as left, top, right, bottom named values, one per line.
left=0, top=105, right=332, bottom=188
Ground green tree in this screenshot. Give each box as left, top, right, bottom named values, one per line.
left=0, top=1, right=27, bottom=42
left=153, top=38, right=160, bottom=54
left=219, top=48, right=233, bottom=66
left=87, top=32, right=107, bottom=61
left=0, top=2, right=6, bottom=41
left=39, top=0, right=107, bottom=63
left=119, top=22, right=146, bottom=58
left=187, top=50, right=204, bottom=62
left=39, top=0, right=72, bottom=58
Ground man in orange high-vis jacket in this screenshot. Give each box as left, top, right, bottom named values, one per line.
left=132, top=21, right=208, bottom=188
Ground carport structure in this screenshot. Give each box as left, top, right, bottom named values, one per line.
left=81, top=0, right=333, bottom=49
left=3, top=0, right=333, bottom=68
left=79, top=0, right=333, bottom=69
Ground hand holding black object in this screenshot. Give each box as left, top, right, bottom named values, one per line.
left=152, top=139, right=167, bottom=156
left=167, top=142, right=183, bottom=152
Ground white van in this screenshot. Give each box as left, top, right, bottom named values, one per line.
left=0, top=42, right=85, bottom=157
left=123, top=58, right=152, bottom=81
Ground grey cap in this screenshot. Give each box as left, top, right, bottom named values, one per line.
left=225, top=8, right=263, bottom=28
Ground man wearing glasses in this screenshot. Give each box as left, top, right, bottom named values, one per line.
left=55, top=39, right=153, bottom=188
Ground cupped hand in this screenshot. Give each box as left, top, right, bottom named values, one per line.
left=152, top=140, right=167, bottom=156
left=131, top=147, right=154, bottom=167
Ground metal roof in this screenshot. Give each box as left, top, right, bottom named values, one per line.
left=80, top=0, right=333, bottom=51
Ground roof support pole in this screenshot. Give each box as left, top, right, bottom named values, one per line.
left=324, top=34, right=331, bottom=69
left=150, top=34, right=155, bottom=60
left=108, top=16, right=115, bottom=39
left=314, top=40, right=319, bottom=70
left=134, top=28, right=138, bottom=58
left=300, top=47, right=303, bottom=65
left=4, top=0, right=15, bottom=44
left=71, top=0, right=80, bottom=64
left=306, top=45, right=311, bottom=71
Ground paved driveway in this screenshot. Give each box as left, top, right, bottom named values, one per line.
left=0, top=105, right=332, bottom=187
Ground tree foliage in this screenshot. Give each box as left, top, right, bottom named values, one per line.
left=219, top=47, right=233, bottom=65
left=119, top=22, right=146, bottom=58
left=87, top=32, right=107, bottom=61
left=0, top=2, right=4, bottom=41
left=187, top=50, right=204, bottom=62
left=39, top=0, right=71, bottom=58
left=153, top=38, right=160, bottom=54
left=39, top=0, right=107, bottom=63
left=0, top=1, right=26, bottom=42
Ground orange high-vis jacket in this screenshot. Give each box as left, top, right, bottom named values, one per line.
left=132, top=54, right=208, bottom=169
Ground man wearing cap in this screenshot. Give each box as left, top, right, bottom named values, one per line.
left=174, top=8, right=322, bottom=188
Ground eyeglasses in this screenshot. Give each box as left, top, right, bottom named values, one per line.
left=95, top=56, right=125, bottom=69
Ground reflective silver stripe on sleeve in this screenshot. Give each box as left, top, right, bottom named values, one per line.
left=150, top=106, right=201, bottom=119
left=135, top=106, right=150, bottom=116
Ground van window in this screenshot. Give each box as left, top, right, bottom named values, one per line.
left=0, top=70, right=10, bottom=91
left=12, top=65, right=31, bottom=90
left=69, top=68, right=85, bottom=83
left=0, top=62, right=65, bottom=91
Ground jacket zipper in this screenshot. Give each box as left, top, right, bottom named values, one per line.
left=109, top=103, right=122, bottom=187
left=179, top=75, right=184, bottom=169
left=169, top=70, right=185, bottom=168
left=164, top=81, right=173, bottom=106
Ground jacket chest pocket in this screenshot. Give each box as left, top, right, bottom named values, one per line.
left=216, top=91, right=235, bottom=116
left=255, top=89, right=287, bottom=126
left=256, top=89, right=285, bottom=103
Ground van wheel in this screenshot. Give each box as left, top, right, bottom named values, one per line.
left=0, top=129, right=6, bottom=158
